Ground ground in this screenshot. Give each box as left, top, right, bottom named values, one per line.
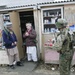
left=0, top=60, right=75, bottom=75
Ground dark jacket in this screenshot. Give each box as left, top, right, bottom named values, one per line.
left=2, top=29, right=17, bottom=49
left=23, top=29, right=36, bottom=46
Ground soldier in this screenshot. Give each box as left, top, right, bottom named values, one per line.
left=73, top=30, right=75, bottom=47
left=55, top=19, right=74, bottom=75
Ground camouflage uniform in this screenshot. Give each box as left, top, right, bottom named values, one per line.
left=55, top=19, right=74, bottom=75
left=73, top=30, right=75, bottom=46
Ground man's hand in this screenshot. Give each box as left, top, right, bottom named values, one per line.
left=14, top=42, right=17, bottom=45
left=25, top=32, right=29, bottom=36
left=12, top=43, right=14, bottom=46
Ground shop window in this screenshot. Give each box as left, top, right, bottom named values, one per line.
left=3, top=14, right=10, bottom=24
left=41, top=7, right=63, bottom=33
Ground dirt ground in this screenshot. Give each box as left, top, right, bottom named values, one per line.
left=0, top=60, right=75, bottom=75
left=34, top=61, right=75, bottom=75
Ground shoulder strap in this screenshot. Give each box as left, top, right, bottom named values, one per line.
left=68, top=30, right=74, bottom=41
left=3, top=29, right=9, bottom=39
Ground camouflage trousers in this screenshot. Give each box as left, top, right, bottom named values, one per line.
left=59, top=50, right=74, bottom=75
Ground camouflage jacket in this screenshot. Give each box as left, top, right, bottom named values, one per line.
left=53, top=28, right=74, bottom=54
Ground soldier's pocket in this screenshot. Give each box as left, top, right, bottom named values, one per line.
left=65, top=52, right=72, bottom=60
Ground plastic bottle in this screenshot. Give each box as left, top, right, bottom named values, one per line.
left=44, top=28, right=47, bottom=33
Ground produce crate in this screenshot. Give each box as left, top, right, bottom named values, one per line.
left=44, top=47, right=75, bottom=66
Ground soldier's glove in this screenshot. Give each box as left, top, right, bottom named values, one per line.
left=63, top=39, right=67, bottom=45
left=57, top=50, right=62, bottom=54
left=73, top=40, right=75, bottom=46
left=70, top=40, right=74, bottom=49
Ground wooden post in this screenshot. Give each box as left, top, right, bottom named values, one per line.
left=9, top=11, right=24, bottom=59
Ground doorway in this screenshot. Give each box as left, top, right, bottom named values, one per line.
left=19, top=11, right=35, bottom=42
left=19, top=11, right=35, bottom=58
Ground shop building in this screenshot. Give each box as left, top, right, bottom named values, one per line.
left=0, top=0, right=75, bottom=64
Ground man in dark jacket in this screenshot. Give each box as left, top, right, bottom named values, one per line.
left=2, top=22, right=23, bottom=69
left=23, top=23, right=37, bottom=62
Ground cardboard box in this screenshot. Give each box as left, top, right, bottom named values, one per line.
left=0, top=50, right=9, bottom=64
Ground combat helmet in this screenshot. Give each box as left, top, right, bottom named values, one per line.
left=56, top=18, right=68, bottom=29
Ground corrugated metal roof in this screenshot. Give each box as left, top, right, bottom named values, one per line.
left=4, top=4, right=36, bottom=9
left=37, top=0, right=75, bottom=5
left=0, top=4, right=36, bottom=12
left=0, top=0, right=75, bottom=11
left=0, top=0, right=53, bottom=7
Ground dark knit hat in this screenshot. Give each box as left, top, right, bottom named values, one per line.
left=4, top=22, right=12, bottom=28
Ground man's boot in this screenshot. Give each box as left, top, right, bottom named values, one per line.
left=16, top=61, right=24, bottom=66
